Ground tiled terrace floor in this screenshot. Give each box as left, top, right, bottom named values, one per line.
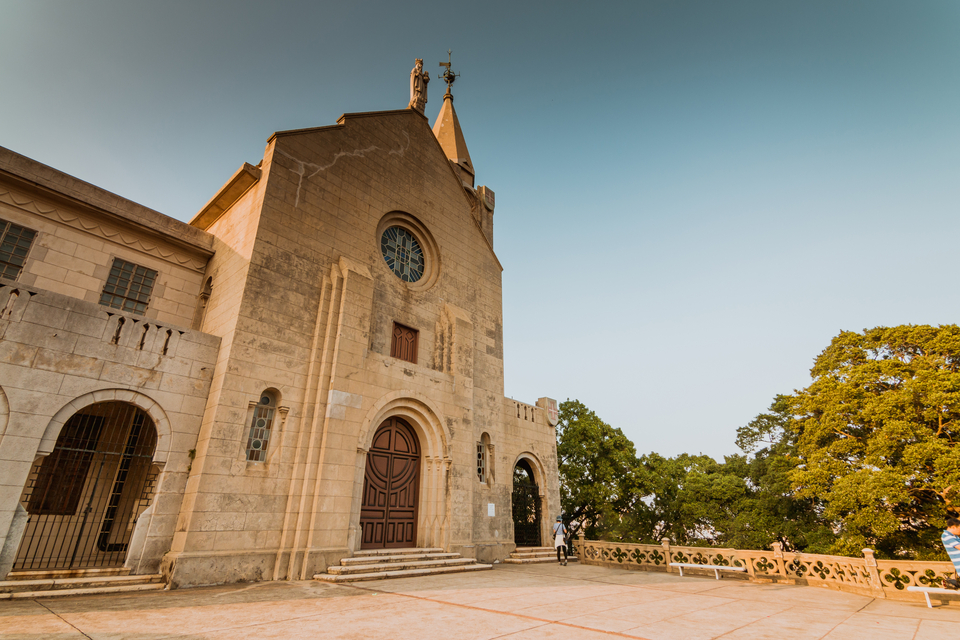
left=2, top=562, right=960, bottom=639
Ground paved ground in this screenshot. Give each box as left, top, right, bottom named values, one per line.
left=3, top=563, right=960, bottom=639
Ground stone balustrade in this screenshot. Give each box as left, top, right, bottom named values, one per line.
left=574, top=535, right=957, bottom=603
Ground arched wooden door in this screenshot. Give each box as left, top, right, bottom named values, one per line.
left=360, top=417, right=420, bottom=549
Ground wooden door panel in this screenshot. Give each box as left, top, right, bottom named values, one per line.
left=359, top=418, right=420, bottom=549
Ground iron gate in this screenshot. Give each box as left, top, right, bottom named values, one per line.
left=512, top=463, right=542, bottom=547
left=14, top=402, right=159, bottom=570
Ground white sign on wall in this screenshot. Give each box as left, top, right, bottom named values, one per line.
left=488, top=503, right=495, bottom=517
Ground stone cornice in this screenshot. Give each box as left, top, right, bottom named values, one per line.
left=0, top=184, right=209, bottom=271
left=0, top=145, right=214, bottom=259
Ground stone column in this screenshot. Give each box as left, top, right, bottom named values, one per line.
left=769, top=541, right=786, bottom=579
left=862, top=548, right=886, bottom=598
left=662, top=537, right=672, bottom=572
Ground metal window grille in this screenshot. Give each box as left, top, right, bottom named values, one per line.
left=99, top=258, right=157, bottom=315
left=246, top=395, right=276, bottom=462
left=0, top=218, right=37, bottom=281
left=477, top=442, right=486, bottom=483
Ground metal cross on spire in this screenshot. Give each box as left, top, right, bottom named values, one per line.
left=438, top=49, right=460, bottom=97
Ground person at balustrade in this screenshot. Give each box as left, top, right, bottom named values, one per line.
left=940, top=518, right=960, bottom=589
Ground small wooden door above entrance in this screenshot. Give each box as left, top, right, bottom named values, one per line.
left=360, top=417, right=420, bottom=549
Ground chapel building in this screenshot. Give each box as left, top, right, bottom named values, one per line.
left=0, top=68, right=560, bottom=587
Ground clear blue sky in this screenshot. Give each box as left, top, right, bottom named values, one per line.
left=3, top=1, right=958, bottom=459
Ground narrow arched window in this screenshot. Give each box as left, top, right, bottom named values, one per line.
left=246, top=391, right=277, bottom=462
left=477, top=432, right=492, bottom=484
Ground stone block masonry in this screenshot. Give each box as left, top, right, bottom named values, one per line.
left=0, top=282, right=220, bottom=578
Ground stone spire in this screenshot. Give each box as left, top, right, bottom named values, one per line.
left=432, top=51, right=474, bottom=188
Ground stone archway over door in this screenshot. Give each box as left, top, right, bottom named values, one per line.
left=360, top=417, right=420, bottom=549
left=15, top=402, right=158, bottom=570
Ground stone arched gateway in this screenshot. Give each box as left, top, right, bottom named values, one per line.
left=12, top=391, right=172, bottom=571
left=15, top=402, right=159, bottom=570
left=351, top=394, right=452, bottom=551
left=512, top=452, right=550, bottom=548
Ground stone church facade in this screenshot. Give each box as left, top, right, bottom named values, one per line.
left=0, top=81, right=560, bottom=587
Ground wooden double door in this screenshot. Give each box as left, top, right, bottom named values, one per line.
left=360, top=417, right=420, bottom=549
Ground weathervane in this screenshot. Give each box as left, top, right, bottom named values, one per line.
left=438, top=49, right=460, bottom=97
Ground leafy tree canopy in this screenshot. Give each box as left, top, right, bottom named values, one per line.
left=556, top=399, right=646, bottom=539
left=785, top=324, right=960, bottom=557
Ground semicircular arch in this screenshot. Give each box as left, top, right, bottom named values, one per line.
left=358, top=390, right=450, bottom=461
left=39, top=389, right=174, bottom=465
left=513, top=452, right=548, bottom=493
left=0, top=385, right=8, bottom=440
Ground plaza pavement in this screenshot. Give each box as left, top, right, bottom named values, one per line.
left=2, top=562, right=959, bottom=639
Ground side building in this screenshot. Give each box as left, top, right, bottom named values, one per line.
left=0, top=86, right=560, bottom=587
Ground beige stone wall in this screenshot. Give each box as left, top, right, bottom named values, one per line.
left=164, top=109, right=560, bottom=586
left=0, top=150, right=213, bottom=328
left=0, top=282, right=220, bottom=578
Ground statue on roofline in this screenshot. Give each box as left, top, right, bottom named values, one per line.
left=408, top=58, right=429, bottom=113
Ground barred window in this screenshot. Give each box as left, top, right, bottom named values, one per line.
left=478, top=432, right=492, bottom=484
left=0, top=218, right=37, bottom=281
left=477, top=441, right=486, bottom=483
left=246, top=392, right=276, bottom=462
left=99, top=258, right=157, bottom=315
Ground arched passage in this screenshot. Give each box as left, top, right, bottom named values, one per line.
left=15, top=401, right=159, bottom=570
left=512, top=457, right=542, bottom=547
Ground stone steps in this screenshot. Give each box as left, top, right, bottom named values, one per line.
left=330, top=557, right=477, bottom=575
left=316, top=562, right=492, bottom=583
left=0, top=572, right=165, bottom=599
left=315, top=547, right=492, bottom=583
left=503, top=546, right=578, bottom=564
left=352, top=547, right=445, bottom=557
left=340, top=552, right=459, bottom=566
left=5, top=567, right=131, bottom=581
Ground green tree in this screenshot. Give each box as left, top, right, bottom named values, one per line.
left=556, top=399, right=646, bottom=539
left=634, top=399, right=834, bottom=551
left=786, top=325, right=960, bottom=558
left=637, top=452, right=723, bottom=545
left=729, top=396, right=835, bottom=552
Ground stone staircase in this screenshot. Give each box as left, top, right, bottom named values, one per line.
left=0, top=567, right=165, bottom=599
left=503, top=546, right=578, bottom=564
left=314, top=547, right=492, bottom=583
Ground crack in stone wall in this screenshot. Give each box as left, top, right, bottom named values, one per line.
left=276, top=131, right=411, bottom=208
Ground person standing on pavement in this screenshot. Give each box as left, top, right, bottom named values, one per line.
left=941, top=518, right=960, bottom=589
left=553, top=516, right=568, bottom=566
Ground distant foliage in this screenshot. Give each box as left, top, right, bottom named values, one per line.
left=557, top=325, right=960, bottom=560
